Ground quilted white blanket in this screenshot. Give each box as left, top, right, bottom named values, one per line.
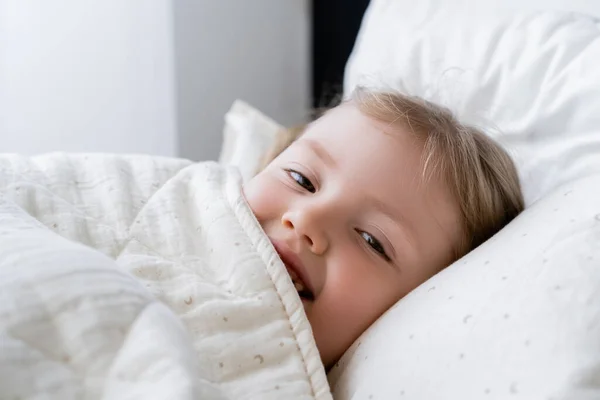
left=0, top=154, right=331, bottom=400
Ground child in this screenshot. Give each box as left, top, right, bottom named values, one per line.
left=243, top=86, right=524, bottom=367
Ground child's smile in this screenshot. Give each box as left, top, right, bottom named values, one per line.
left=271, top=238, right=315, bottom=301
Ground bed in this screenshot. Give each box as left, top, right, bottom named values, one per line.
left=1, top=0, right=599, bottom=398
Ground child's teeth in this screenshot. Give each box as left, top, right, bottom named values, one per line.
left=294, top=280, right=305, bottom=292
left=288, top=268, right=298, bottom=280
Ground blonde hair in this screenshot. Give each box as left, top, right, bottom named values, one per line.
left=260, top=87, right=524, bottom=260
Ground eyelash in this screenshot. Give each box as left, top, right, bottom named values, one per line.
left=286, top=169, right=316, bottom=193
left=286, top=169, right=391, bottom=262
left=358, top=230, right=391, bottom=262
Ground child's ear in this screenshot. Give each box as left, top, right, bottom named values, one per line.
left=258, top=125, right=306, bottom=172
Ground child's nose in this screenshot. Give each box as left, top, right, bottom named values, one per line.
left=281, top=211, right=328, bottom=255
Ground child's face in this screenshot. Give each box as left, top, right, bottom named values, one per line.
left=243, top=103, right=462, bottom=367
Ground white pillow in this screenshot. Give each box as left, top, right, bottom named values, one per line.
left=218, top=100, right=284, bottom=182
left=330, top=2, right=600, bottom=399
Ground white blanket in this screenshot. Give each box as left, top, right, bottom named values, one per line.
left=0, top=154, right=331, bottom=400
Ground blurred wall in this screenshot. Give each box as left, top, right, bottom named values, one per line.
left=0, top=0, right=178, bottom=156
left=173, top=1, right=311, bottom=161
left=0, top=1, right=310, bottom=160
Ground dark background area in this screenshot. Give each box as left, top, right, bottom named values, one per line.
left=312, top=0, right=371, bottom=108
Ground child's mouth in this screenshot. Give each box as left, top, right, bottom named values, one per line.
left=286, top=264, right=314, bottom=301
left=270, top=238, right=315, bottom=301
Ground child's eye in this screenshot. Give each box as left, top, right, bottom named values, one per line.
left=286, top=169, right=316, bottom=193
left=358, top=230, right=391, bottom=262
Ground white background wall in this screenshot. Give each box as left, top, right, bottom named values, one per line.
left=0, top=1, right=310, bottom=160
left=0, top=0, right=178, bottom=156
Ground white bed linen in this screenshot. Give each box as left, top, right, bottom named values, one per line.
left=0, top=154, right=331, bottom=400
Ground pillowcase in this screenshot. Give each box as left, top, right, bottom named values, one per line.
left=218, top=100, right=285, bottom=182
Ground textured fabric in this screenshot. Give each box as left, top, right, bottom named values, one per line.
left=0, top=154, right=331, bottom=400
left=329, top=1, right=600, bottom=399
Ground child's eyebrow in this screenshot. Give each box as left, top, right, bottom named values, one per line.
left=299, top=139, right=337, bottom=168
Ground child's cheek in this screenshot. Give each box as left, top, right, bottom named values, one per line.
left=344, top=263, right=401, bottom=321
left=243, top=175, right=275, bottom=219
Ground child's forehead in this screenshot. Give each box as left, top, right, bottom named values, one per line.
left=301, top=114, right=421, bottom=179
left=305, top=103, right=419, bottom=152
left=306, top=104, right=371, bottom=138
